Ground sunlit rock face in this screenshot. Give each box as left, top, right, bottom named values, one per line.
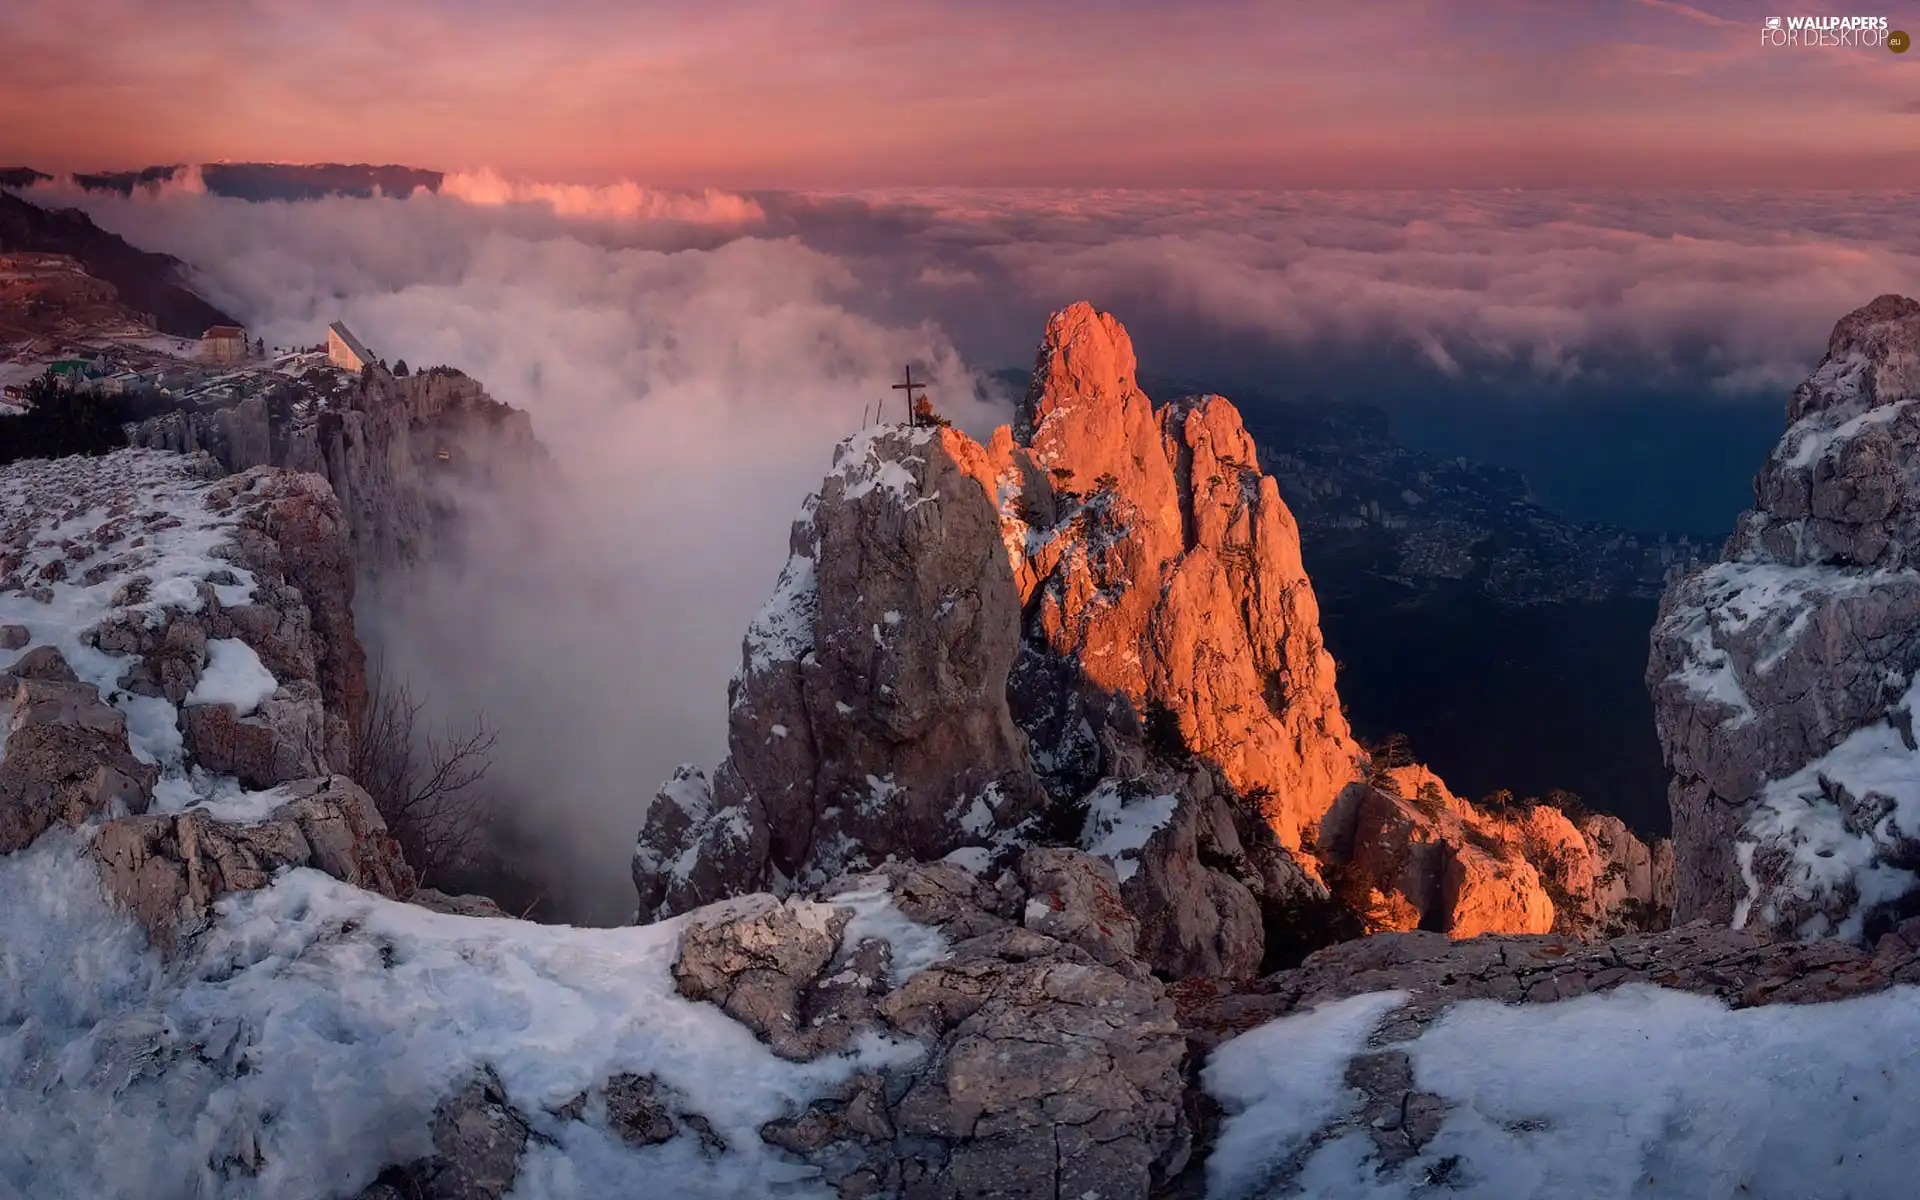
left=637, top=302, right=1671, bottom=959
left=1653, top=294, right=1920, bottom=942
left=1318, top=765, right=1672, bottom=941
left=990, top=302, right=1360, bottom=852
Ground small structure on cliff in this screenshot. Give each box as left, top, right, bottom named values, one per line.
left=327, top=319, right=373, bottom=372
left=199, top=324, right=247, bottom=364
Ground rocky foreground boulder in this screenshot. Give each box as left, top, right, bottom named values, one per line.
left=638, top=303, right=1671, bottom=960
left=1652, top=294, right=1920, bottom=941
left=91, top=774, right=415, bottom=951
left=0, top=652, right=158, bottom=854
left=352, top=853, right=1920, bottom=1200
left=665, top=851, right=1191, bottom=1199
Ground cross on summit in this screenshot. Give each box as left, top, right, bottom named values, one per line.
left=892, top=364, right=930, bottom=427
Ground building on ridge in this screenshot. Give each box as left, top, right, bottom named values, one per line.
left=328, top=320, right=374, bottom=372
left=201, top=324, right=248, bottom=364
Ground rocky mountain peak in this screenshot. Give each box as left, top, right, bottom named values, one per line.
left=637, top=302, right=1672, bottom=962
left=1654, top=293, right=1920, bottom=941
left=1014, top=300, right=1143, bottom=444
left=1794, top=292, right=1920, bottom=422
left=995, top=305, right=1359, bottom=848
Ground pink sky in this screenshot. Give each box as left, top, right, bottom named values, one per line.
left=3, top=0, right=1918, bottom=187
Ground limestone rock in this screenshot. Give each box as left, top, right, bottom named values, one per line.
left=129, top=366, right=547, bottom=579
left=1017, top=845, right=1142, bottom=971
left=4, top=644, right=79, bottom=683
left=1314, top=766, right=1673, bottom=941
left=1079, top=759, right=1324, bottom=981
left=0, top=674, right=157, bottom=854
left=672, top=894, right=859, bottom=1061
left=634, top=302, right=1659, bottom=958
left=89, top=775, right=415, bottom=951
left=668, top=850, right=1191, bottom=1199
left=1001, top=306, right=1360, bottom=850
left=180, top=681, right=330, bottom=788
left=1179, top=914, right=1920, bottom=1059
left=409, top=887, right=508, bottom=918
left=636, top=425, right=1047, bottom=918
left=357, top=1069, right=531, bottom=1200
left=1651, top=294, right=1920, bottom=940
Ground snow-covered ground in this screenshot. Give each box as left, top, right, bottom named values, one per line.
left=1206, top=984, right=1920, bottom=1199
left=0, top=835, right=920, bottom=1199
left=0, top=451, right=268, bottom=815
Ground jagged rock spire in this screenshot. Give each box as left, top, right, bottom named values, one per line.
left=1653, top=293, right=1920, bottom=940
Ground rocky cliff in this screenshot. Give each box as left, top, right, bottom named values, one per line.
left=638, top=303, right=1672, bottom=967
left=0, top=189, right=236, bottom=337
left=129, top=366, right=545, bottom=575
left=1653, top=293, right=1920, bottom=942
left=0, top=446, right=433, bottom=945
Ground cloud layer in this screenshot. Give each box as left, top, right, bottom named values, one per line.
left=23, top=176, right=1919, bottom=919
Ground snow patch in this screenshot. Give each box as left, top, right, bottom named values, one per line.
left=1208, top=983, right=1920, bottom=1199
left=0, top=844, right=915, bottom=1198
left=828, top=875, right=951, bottom=984
left=1737, top=674, right=1920, bottom=940
left=828, top=427, right=937, bottom=508
left=1077, top=779, right=1180, bottom=883
left=740, top=539, right=818, bottom=678
left=184, top=639, right=279, bottom=717
left=1204, top=991, right=1411, bottom=1198
left=940, top=846, right=993, bottom=875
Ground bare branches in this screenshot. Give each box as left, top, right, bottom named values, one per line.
left=350, top=661, right=498, bottom=886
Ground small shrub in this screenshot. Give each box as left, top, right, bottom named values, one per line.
left=1142, top=699, right=1191, bottom=764
left=1411, top=780, right=1447, bottom=821
left=349, top=664, right=499, bottom=886
left=1365, top=732, right=1414, bottom=790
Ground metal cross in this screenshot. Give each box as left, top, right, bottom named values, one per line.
left=892, top=365, right=927, bottom=426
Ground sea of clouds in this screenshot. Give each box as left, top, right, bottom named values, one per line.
left=15, top=171, right=1920, bottom=920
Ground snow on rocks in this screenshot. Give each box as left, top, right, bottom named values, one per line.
left=634, top=421, right=1046, bottom=922
left=1653, top=295, right=1920, bottom=937
left=1187, top=914, right=1920, bottom=1197
left=88, top=774, right=414, bottom=952
left=1736, top=673, right=1920, bottom=940
left=1079, top=776, right=1180, bottom=883
left=0, top=840, right=1204, bottom=1199
left=1201, top=980, right=1920, bottom=1200
left=0, top=449, right=367, bottom=819
left=0, top=835, right=902, bottom=1200
left=184, top=638, right=279, bottom=717
left=676, top=852, right=1191, bottom=1198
